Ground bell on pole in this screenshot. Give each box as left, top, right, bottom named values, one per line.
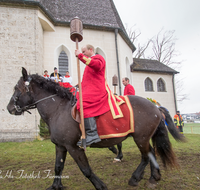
left=112, top=75, right=118, bottom=95
left=70, top=17, right=83, bottom=42
left=70, top=17, right=86, bottom=150
left=112, top=74, right=118, bottom=86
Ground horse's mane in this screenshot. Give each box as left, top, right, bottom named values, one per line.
left=29, top=74, right=74, bottom=100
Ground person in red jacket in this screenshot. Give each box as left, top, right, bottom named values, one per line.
left=43, top=70, right=49, bottom=79
left=75, top=44, right=110, bottom=146
left=122, top=77, right=135, bottom=95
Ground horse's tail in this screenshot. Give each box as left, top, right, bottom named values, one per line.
left=159, top=106, right=185, bottom=142
left=152, top=119, right=179, bottom=168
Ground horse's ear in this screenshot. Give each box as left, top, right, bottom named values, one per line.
left=22, top=67, right=28, bottom=81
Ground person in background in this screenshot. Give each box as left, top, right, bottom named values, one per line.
left=43, top=70, right=49, bottom=78
left=174, top=111, right=184, bottom=135
left=63, top=71, right=72, bottom=85
left=122, top=77, right=135, bottom=95
left=50, top=67, right=62, bottom=82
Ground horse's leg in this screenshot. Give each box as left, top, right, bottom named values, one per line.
left=47, top=145, right=67, bottom=190
left=108, top=146, right=118, bottom=155
left=128, top=138, right=150, bottom=186
left=67, top=145, right=108, bottom=190
left=114, top=142, right=123, bottom=161
left=149, top=145, right=161, bottom=184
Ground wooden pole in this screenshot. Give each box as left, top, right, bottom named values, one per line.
left=112, top=74, right=118, bottom=95
left=76, top=38, right=86, bottom=150
left=114, top=86, right=116, bottom=94
left=70, top=17, right=85, bottom=149
left=191, top=126, right=193, bottom=134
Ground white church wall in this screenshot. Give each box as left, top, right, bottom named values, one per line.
left=0, top=6, right=44, bottom=142
left=43, top=26, right=123, bottom=93
left=0, top=7, right=134, bottom=142
left=117, top=34, right=133, bottom=95
left=131, top=72, right=176, bottom=116
left=40, top=9, right=134, bottom=95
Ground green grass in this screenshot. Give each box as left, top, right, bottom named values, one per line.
left=0, top=134, right=200, bottom=190
left=184, top=123, right=200, bottom=134
left=184, top=123, right=200, bottom=127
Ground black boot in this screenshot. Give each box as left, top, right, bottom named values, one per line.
left=77, top=117, right=101, bottom=147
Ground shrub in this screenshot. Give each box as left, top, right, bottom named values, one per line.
left=38, top=118, right=50, bottom=139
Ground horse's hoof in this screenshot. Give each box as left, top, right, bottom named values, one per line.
left=46, top=186, right=53, bottom=190
left=149, top=176, right=161, bottom=184
left=95, top=184, right=108, bottom=190
left=149, top=171, right=161, bottom=183
left=113, top=158, right=122, bottom=162
left=128, top=178, right=138, bottom=186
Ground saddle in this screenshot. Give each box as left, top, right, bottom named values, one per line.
left=71, top=104, right=81, bottom=123
left=71, top=96, right=134, bottom=139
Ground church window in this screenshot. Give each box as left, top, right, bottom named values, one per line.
left=157, top=78, right=166, bottom=92
left=145, top=77, right=153, bottom=91
left=58, top=51, right=68, bottom=76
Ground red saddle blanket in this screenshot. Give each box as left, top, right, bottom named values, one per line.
left=95, top=96, right=134, bottom=139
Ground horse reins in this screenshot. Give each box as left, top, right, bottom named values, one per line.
left=13, top=77, right=78, bottom=114
left=13, top=93, right=57, bottom=114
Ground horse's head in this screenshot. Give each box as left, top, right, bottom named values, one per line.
left=7, top=67, right=35, bottom=115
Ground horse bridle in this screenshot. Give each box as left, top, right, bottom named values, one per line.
left=12, top=77, right=57, bottom=114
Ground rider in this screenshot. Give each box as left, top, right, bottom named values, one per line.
left=75, top=45, right=111, bottom=146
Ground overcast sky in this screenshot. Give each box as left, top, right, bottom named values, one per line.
left=113, top=0, right=200, bottom=114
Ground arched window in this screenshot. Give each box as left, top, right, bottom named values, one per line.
left=95, top=47, right=107, bottom=78
left=145, top=77, right=153, bottom=91
left=96, top=47, right=106, bottom=60
left=54, top=45, right=71, bottom=77
left=157, top=78, right=166, bottom=92
left=58, top=51, right=68, bottom=76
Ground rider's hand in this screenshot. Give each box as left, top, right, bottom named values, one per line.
left=75, top=49, right=81, bottom=57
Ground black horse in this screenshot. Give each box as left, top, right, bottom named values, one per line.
left=7, top=68, right=184, bottom=190
left=109, top=106, right=181, bottom=162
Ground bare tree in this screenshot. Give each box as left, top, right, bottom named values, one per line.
left=126, top=26, right=187, bottom=103
left=134, top=40, right=152, bottom=59
left=125, top=25, right=152, bottom=58
left=125, top=24, right=141, bottom=44
left=175, top=76, right=188, bottom=102
left=150, top=29, right=187, bottom=102
left=151, top=29, right=181, bottom=68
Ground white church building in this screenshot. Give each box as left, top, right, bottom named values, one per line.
left=0, top=0, right=178, bottom=142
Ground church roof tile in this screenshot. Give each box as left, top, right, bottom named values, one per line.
left=131, top=58, right=179, bottom=74
left=0, top=0, right=136, bottom=51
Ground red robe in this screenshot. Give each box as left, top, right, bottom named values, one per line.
left=77, top=53, right=110, bottom=118
left=124, top=84, right=135, bottom=95
left=43, top=74, right=49, bottom=78
left=59, top=82, right=75, bottom=95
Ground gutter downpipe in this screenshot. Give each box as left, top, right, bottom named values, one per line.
left=172, top=74, right=177, bottom=112
left=115, top=29, right=121, bottom=95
